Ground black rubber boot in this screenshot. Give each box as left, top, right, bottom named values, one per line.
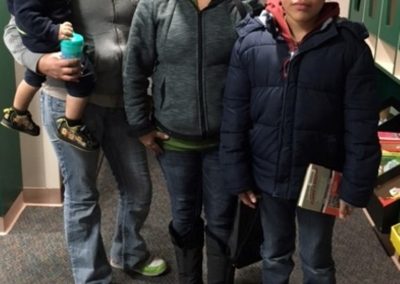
left=169, top=219, right=204, bottom=284
left=206, top=229, right=235, bottom=284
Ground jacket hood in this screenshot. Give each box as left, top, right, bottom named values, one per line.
left=235, top=1, right=369, bottom=49
left=266, top=0, right=340, bottom=50
left=336, top=19, right=370, bottom=40
left=236, top=14, right=266, bottom=38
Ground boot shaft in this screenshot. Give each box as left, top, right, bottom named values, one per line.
left=206, top=229, right=235, bottom=284
left=169, top=220, right=204, bottom=284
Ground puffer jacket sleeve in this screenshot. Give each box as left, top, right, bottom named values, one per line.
left=220, top=39, right=254, bottom=195
left=341, top=42, right=381, bottom=207
left=123, top=0, right=156, bottom=137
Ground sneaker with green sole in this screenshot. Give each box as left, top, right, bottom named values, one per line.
left=0, top=107, right=40, bottom=136
left=110, top=256, right=167, bottom=277
left=56, top=117, right=99, bottom=151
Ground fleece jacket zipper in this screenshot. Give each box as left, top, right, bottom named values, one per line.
left=197, top=10, right=207, bottom=137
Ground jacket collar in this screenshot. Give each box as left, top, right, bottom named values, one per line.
left=297, top=19, right=338, bottom=53
left=236, top=11, right=369, bottom=54
left=235, top=11, right=338, bottom=52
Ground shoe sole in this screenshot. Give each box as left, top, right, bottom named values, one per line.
left=132, top=265, right=168, bottom=277
left=0, top=118, right=40, bottom=136
left=56, top=131, right=98, bottom=152
left=110, top=260, right=168, bottom=277
left=109, top=260, right=123, bottom=270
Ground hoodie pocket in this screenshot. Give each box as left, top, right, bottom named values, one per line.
left=160, top=78, right=166, bottom=109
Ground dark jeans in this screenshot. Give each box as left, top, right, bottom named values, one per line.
left=158, top=148, right=236, bottom=244
left=260, top=193, right=336, bottom=284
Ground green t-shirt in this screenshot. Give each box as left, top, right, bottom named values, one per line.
left=161, top=135, right=218, bottom=152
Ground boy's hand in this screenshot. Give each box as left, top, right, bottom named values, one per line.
left=338, top=199, right=354, bottom=220
left=58, top=21, right=74, bottom=40
left=239, top=190, right=258, bottom=209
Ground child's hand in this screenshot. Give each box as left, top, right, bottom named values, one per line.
left=239, top=191, right=258, bottom=209
left=338, top=199, right=354, bottom=219
left=58, top=22, right=74, bottom=40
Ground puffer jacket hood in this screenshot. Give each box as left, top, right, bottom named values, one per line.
left=236, top=13, right=264, bottom=37
left=237, top=4, right=369, bottom=45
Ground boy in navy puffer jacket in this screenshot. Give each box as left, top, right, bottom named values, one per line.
left=1, top=0, right=97, bottom=151
left=220, top=0, right=381, bottom=283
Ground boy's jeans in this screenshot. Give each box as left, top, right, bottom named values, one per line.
left=260, top=193, right=336, bottom=284
left=41, top=93, right=152, bottom=283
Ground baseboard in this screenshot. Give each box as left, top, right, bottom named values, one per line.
left=0, top=188, right=63, bottom=236
left=391, top=254, right=400, bottom=271
left=363, top=209, right=400, bottom=271
left=23, top=187, right=63, bottom=206
left=0, top=193, right=26, bottom=236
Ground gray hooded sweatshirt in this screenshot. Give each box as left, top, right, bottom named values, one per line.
left=123, top=0, right=258, bottom=139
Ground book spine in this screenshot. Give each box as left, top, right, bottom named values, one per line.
left=322, top=172, right=341, bottom=216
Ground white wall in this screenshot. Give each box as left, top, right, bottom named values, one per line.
left=14, top=63, right=60, bottom=190
left=328, top=0, right=350, bottom=18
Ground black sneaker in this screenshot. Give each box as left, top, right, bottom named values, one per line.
left=56, top=117, right=99, bottom=151
left=0, top=107, right=40, bottom=136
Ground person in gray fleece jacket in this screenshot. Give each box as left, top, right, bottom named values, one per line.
left=123, top=0, right=263, bottom=283
left=3, top=1, right=168, bottom=283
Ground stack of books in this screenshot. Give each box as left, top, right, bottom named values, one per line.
left=297, top=164, right=342, bottom=217
left=378, top=131, right=400, bottom=175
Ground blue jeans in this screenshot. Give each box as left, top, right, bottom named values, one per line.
left=260, top=193, right=336, bottom=284
left=157, top=149, right=236, bottom=245
left=40, top=93, right=152, bottom=284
